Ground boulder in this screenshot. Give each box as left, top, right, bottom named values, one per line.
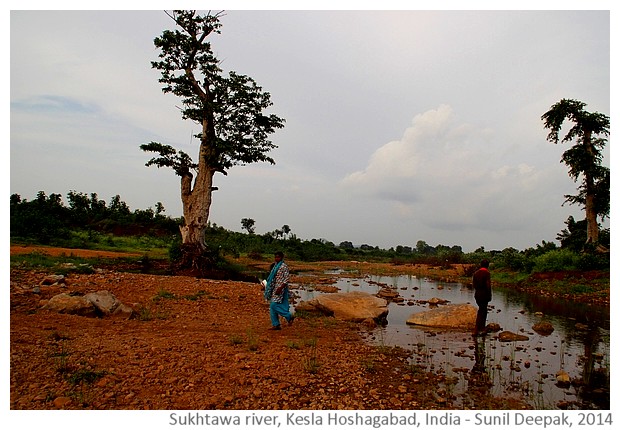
left=40, top=291, right=133, bottom=319
left=406, top=303, right=477, bottom=330
left=497, top=331, right=530, bottom=342
left=296, top=291, right=388, bottom=323
left=84, top=290, right=133, bottom=318
left=41, top=293, right=97, bottom=317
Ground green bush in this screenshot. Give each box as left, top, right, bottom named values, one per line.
left=575, top=252, right=609, bottom=271
left=168, top=237, right=183, bottom=262
left=532, top=249, right=579, bottom=272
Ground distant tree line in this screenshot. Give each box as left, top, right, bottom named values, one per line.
left=10, top=191, right=180, bottom=244
left=10, top=191, right=608, bottom=272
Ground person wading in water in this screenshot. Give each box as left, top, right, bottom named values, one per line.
left=472, top=259, right=492, bottom=336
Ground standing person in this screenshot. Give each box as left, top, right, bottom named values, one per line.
left=264, top=251, right=294, bottom=330
left=472, top=259, right=492, bottom=336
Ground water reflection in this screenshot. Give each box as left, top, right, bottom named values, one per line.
left=293, top=273, right=610, bottom=409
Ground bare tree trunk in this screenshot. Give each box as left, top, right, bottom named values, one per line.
left=583, top=130, right=600, bottom=246
left=179, top=169, right=214, bottom=250
left=585, top=192, right=599, bottom=245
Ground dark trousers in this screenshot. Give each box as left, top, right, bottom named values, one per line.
left=475, top=299, right=489, bottom=333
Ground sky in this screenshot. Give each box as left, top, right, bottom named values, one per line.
left=8, top=2, right=614, bottom=252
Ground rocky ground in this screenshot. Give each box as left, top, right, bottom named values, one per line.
left=9, top=247, right=547, bottom=410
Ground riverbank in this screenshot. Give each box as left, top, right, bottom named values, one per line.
left=9, top=246, right=608, bottom=410
left=10, top=247, right=533, bottom=410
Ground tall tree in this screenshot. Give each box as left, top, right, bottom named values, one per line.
left=541, top=99, right=609, bottom=249
left=141, top=11, right=284, bottom=264
left=241, top=218, right=256, bottom=234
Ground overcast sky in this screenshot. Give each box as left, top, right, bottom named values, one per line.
left=9, top=4, right=613, bottom=252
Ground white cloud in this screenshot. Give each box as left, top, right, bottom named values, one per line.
left=341, top=105, right=568, bottom=236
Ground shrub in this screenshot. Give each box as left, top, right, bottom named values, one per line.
left=575, top=252, right=609, bottom=271
left=168, top=237, right=183, bottom=262
left=532, top=249, right=579, bottom=272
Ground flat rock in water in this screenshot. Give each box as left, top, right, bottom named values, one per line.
left=296, top=291, right=388, bottom=322
left=497, top=331, right=530, bottom=342
left=406, top=303, right=477, bottom=330
left=532, top=321, right=555, bottom=336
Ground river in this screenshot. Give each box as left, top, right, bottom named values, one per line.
left=294, top=271, right=610, bottom=410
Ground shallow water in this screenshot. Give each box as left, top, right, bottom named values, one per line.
left=293, top=272, right=610, bottom=410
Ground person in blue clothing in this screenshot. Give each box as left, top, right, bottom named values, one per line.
left=264, top=251, right=294, bottom=330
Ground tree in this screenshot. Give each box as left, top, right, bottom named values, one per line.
left=339, top=241, right=354, bottom=250
left=541, top=99, right=609, bottom=249
left=141, top=10, right=285, bottom=264
left=557, top=216, right=587, bottom=251
left=281, top=224, right=291, bottom=239
left=241, top=218, right=256, bottom=234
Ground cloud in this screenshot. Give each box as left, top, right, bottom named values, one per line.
left=341, top=105, right=561, bottom=234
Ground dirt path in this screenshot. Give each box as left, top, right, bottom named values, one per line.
left=10, top=244, right=142, bottom=259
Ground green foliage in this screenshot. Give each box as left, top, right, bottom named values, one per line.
left=557, top=216, right=610, bottom=252
left=542, top=99, right=610, bottom=246
left=493, top=248, right=532, bottom=272
left=529, top=248, right=609, bottom=273
left=532, top=249, right=579, bottom=272
left=153, top=288, right=176, bottom=301
left=67, top=368, right=107, bottom=386
left=11, top=191, right=181, bottom=247
left=145, top=10, right=285, bottom=175
left=10, top=192, right=71, bottom=244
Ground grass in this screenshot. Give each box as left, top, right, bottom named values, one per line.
left=229, top=334, right=244, bottom=345
left=45, top=331, right=107, bottom=407
left=302, top=337, right=320, bottom=374
left=285, top=340, right=301, bottom=349
left=183, top=290, right=209, bottom=301
left=47, top=230, right=172, bottom=258
left=492, top=270, right=531, bottom=284
left=11, top=251, right=95, bottom=271
left=135, top=305, right=167, bottom=321
left=246, top=328, right=259, bottom=351
left=153, top=288, right=176, bottom=301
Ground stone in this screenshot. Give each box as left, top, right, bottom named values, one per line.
left=313, top=285, right=339, bottom=293
left=485, top=322, right=501, bottom=333
left=406, top=303, right=477, bottom=330
left=40, top=291, right=133, bottom=319
left=83, top=290, right=133, bottom=318
left=532, top=321, right=555, bottom=336
left=296, top=291, right=388, bottom=322
left=112, top=303, right=134, bottom=319
left=52, top=396, right=72, bottom=408
left=376, top=288, right=399, bottom=300
left=85, top=290, right=119, bottom=315
left=41, top=293, right=97, bottom=317
left=427, top=297, right=449, bottom=305
left=40, top=274, right=66, bottom=286
left=84, top=290, right=131, bottom=317
left=556, top=369, right=571, bottom=387
left=497, top=331, right=530, bottom=342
